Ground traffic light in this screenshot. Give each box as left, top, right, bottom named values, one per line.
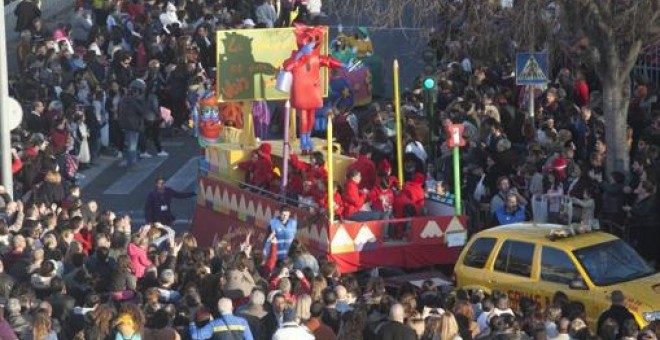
left=422, top=49, right=437, bottom=90
left=421, top=48, right=437, bottom=161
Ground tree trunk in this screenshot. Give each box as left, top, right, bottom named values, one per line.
left=602, top=76, right=630, bottom=174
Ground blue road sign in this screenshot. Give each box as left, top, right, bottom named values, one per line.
left=516, top=52, right=549, bottom=85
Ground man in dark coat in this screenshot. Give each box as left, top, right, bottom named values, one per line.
left=597, top=290, right=635, bottom=338
left=376, top=303, right=418, bottom=340
left=14, top=0, right=40, bottom=32
left=144, top=176, right=195, bottom=225
left=118, top=79, right=147, bottom=168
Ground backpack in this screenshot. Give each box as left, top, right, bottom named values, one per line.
left=65, top=153, right=79, bottom=179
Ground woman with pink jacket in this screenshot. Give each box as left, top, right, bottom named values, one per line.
left=127, top=233, right=152, bottom=279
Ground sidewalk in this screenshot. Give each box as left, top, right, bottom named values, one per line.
left=3, top=0, right=74, bottom=70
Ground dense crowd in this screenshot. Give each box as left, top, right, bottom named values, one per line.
left=2, top=0, right=660, bottom=339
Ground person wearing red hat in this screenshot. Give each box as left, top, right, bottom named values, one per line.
left=237, top=143, right=274, bottom=190
left=377, top=159, right=400, bottom=189
left=369, top=159, right=398, bottom=214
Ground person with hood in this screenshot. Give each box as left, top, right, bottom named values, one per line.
left=119, top=79, right=148, bottom=169
left=237, top=143, right=274, bottom=190
left=160, top=2, right=184, bottom=34
left=144, top=176, right=195, bottom=226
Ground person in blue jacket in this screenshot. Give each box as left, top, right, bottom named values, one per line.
left=494, top=193, right=527, bottom=225
left=264, top=205, right=297, bottom=260
left=189, top=298, right=254, bottom=340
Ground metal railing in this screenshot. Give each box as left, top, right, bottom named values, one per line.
left=632, top=44, right=660, bottom=89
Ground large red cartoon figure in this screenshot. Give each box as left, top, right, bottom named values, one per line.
left=283, top=24, right=344, bottom=154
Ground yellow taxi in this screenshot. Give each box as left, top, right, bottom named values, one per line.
left=454, top=223, right=660, bottom=328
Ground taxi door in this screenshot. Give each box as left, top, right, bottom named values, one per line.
left=535, top=246, right=598, bottom=324
left=488, top=239, right=539, bottom=310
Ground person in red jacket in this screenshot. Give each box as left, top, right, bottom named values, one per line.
left=377, top=158, right=399, bottom=189
left=290, top=151, right=328, bottom=184
left=70, top=216, right=93, bottom=255
left=573, top=71, right=590, bottom=107
left=237, top=143, right=274, bottom=190
left=369, top=159, right=399, bottom=213
left=342, top=170, right=384, bottom=221
left=401, top=173, right=426, bottom=212
left=317, top=182, right=343, bottom=220
left=346, top=146, right=377, bottom=190
left=49, top=116, right=69, bottom=155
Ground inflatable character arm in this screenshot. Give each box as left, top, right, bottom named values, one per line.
left=320, top=54, right=345, bottom=70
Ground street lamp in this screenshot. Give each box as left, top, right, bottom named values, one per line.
left=0, top=5, right=14, bottom=197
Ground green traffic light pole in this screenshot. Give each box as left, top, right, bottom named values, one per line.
left=453, top=145, right=462, bottom=215
left=422, top=76, right=436, bottom=164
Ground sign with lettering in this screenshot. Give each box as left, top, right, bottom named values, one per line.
left=216, top=27, right=329, bottom=102
left=446, top=123, right=466, bottom=148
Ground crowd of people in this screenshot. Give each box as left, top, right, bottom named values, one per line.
left=1, top=0, right=660, bottom=339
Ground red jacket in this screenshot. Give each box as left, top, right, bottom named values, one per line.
left=238, top=154, right=273, bottom=189
left=49, top=128, right=69, bottom=154
left=318, top=191, right=344, bottom=219
left=290, top=154, right=328, bottom=183
left=73, top=230, right=93, bottom=255
left=11, top=157, right=22, bottom=174
left=402, top=182, right=425, bottom=211
left=347, top=155, right=377, bottom=190
left=392, top=192, right=414, bottom=218
left=574, top=79, right=590, bottom=107
left=127, top=243, right=152, bottom=279
left=342, top=180, right=367, bottom=218
left=368, top=185, right=394, bottom=212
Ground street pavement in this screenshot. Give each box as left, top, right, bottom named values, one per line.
left=79, top=132, right=200, bottom=232
left=10, top=5, right=427, bottom=233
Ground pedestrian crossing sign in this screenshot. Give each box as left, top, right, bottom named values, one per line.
left=516, top=52, right=549, bottom=85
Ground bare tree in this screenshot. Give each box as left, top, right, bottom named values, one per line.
left=329, top=0, right=659, bottom=172
left=560, top=0, right=660, bottom=173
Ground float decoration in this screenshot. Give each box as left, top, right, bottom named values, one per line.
left=281, top=24, right=344, bottom=155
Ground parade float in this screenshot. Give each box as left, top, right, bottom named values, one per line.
left=190, top=25, right=468, bottom=273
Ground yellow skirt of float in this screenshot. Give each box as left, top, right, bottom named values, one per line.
left=204, top=138, right=351, bottom=185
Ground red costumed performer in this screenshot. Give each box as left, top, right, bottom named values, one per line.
left=283, top=24, right=344, bottom=154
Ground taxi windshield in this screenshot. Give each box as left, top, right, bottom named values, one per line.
left=573, top=240, right=654, bottom=286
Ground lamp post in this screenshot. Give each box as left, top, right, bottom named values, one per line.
left=0, top=5, right=14, bottom=198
